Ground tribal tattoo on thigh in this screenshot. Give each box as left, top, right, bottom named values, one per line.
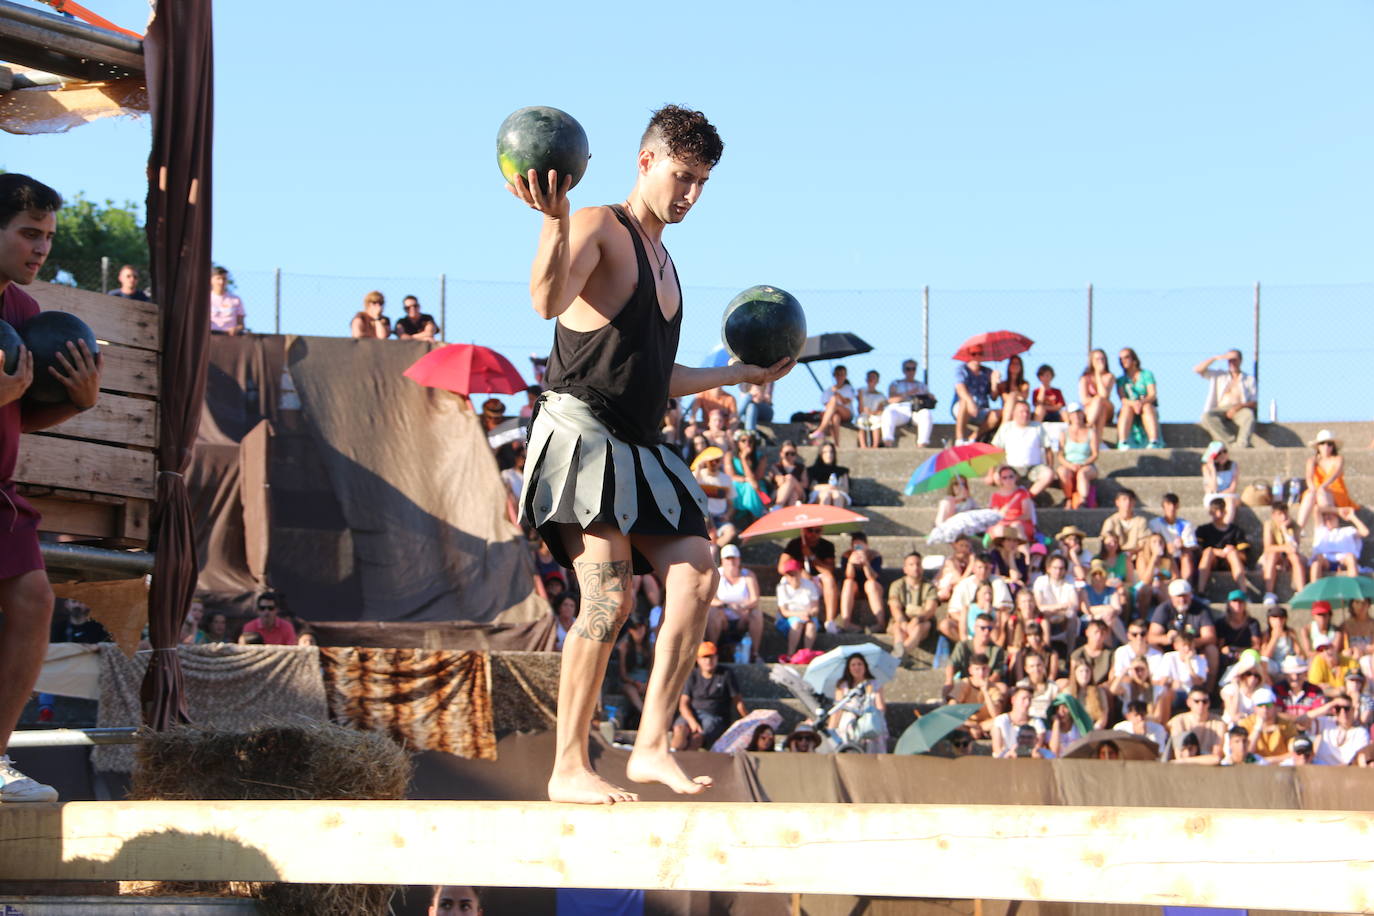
left=570, top=559, right=631, bottom=643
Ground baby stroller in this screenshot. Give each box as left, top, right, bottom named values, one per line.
left=768, top=663, right=883, bottom=754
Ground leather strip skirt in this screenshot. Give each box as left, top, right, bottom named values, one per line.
left=521, top=392, right=709, bottom=575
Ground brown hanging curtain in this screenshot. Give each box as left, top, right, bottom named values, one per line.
left=140, top=0, right=214, bottom=728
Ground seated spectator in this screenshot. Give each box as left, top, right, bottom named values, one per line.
left=1219, top=656, right=1264, bottom=725
left=996, top=355, right=1031, bottom=425
left=1200, top=440, right=1240, bottom=512
left=430, top=885, right=483, bottom=916
left=199, top=611, right=230, bottom=644
left=109, top=263, right=150, bottom=301
left=987, top=524, right=1029, bottom=592
left=1239, top=687, right=1296, bottom=761
left=1169, top=730, right=1212, bottom=764
left=685, top=385, right=738, bottom=433
left=209, top=266, right=245, bottom=336
left=1219, top=725, right=1266, bottom=765
left=1301, top=600, right=1344, bottom=657
left=810, top=364, right=855, bottom=445
left=1094, top=531, right=1130, bottom=584
left=1101, top=489, right=1149, bottom=561
left=1069, top=620, right=1114, bottom=685
left=783, top=723, right=819, bottom=752
left=888, top=551, right=939, bottom=657
left=1115, top=699, right=1169, bottom=758
left=480, top=398, right=506, bottom=433
left=1032, top=363, right=1065, bottom=423
left=1078, top=348, right=1116, bottom=443
left=1167, top=687, right=1227, bottom=757
left=1115, top=347, right=1163, bottom=449
left=1020, top=652, right=1059, bottom=721
left=1195, top=497, right=1250, bottom=596
left=1112, top=655, right=1164, bottom=724
left=661, top=396, right=684, bottom=446
left=990, top=685, right=1042, bottom=758
left=1259, top=502, right=1305, bottom=604
left=49, top=599, right=111, bottom=644
left=1133, top=532, right=1177, bottom=620
left=1194, top=349, right=1257, bottom=449
left=1056, top=403, right=1099, bottom=509
left=1147, top=579, right=1219, bottom=685
left=880, top=358, right=934, bottom=448
left=807, top=440, right=852, bottom=507
left=691, top=447, right=736, bottom=547
left=1046, top=698, right=1082, bottom=757
left=350, top=290, right=391, bottom=339
left=952, top=346, right=1000, bottom=445
left=1275, top=655, right=1324, bottom=716
left=1310, top=506, right=1369, bottom=580
left=1304, top=697, right=1370, bottom=765
left=774, top=558, right=820, bottom=657
left=1297, top=431, right=1356, bottom=532
left=727, top=430, right=767, bottom=524
left=936, top=534, right=976, bottom=603
left=945, top=612, right=1008, bottom=691
left=1346, top=598, right=1374, bottom=660
left=1261, top=604, right=1301, bottom=678
left=1309, top=634, right=1358, bottom=694
left=518, top=384, right=541, bottom=420
left=738, top=381, right=773, bottom=433
left=1158, top=629, right=1208, bottom=714
left=935, top=474, right=978, bottom=526
left=1215, top=590, right=1262, bottom=673
left=1343, top=670, right=1374, bottom=728
left=779, top=526, right=838, bottom=630
left=1061, top=656, right=1110, bottom=730
left=240, top=592, right=297, bottom=646
left=766, top=441, right=809, bottom=508
left=706, top=545, right=762, bottom=662
left=946, top=553, right=1013, bottom=644
left=553, top=594, right=577, bottom=651
left=614, top=614, right=652, bottom=729
left=1002, top=589, right=1036, bottom=665
left=748, top=724, right=777, bottom=752
left=1112, top=620, right=1163, bottom=682
left=987, top=463, right=1037, bottom=542
left=854, top=369, right=887, bottom=449
left=1033, top=553, right=1085, bottom=650
left=947, top=654, right=1000, bottom=739
left=1279, top=734, right=1315, bottom=767
left=702, top=408, right=734, bottom=456
left=963, top=583, right=998, bottom=641
left=992, top=401, right=1053, bottom=500
left=1054, top=525, right=1092, bottom=580
left=827, top=654, right=888, bottom=753
left=1148, top=493, right=1198, bottom=584
left=838, top=531, right=885, bottom=633
left=671, top=642, right=746, bottom=751
left=393, top=295, right=439, bottom=340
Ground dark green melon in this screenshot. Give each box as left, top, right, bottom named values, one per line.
left=497, top=106, right=590, bottom=195
left=0, top=319, right=20, bottom=376
left=721, top=285, right=807, bottom=368
left=20, top=311, right=99, bottom=404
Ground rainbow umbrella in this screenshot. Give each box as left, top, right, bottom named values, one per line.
left=903, top=443, right=1004, bottom=495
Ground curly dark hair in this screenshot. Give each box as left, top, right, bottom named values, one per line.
left=641, top=104, right=723, bottom=167
left=0, top=173, right=62, bottom=229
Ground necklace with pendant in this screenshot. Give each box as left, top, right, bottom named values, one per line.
left=622, top=200, right=668, bottom=280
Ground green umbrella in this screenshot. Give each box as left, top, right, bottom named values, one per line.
left=1052, top=693, right=1095, bottom=736
left=894, top=703, right=982, bottom=755
left=1289, top=577, right=1374, bottom=609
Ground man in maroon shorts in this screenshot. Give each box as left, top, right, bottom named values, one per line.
left=0, top=174, right=103, bottom=802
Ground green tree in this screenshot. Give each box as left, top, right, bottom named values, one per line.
left=39, top=192, right=149, bottom=292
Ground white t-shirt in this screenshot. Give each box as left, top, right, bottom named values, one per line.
left=1114, top=718, right=1169, bottom=759
left=1032, top=576, right=1078, bottom=615
left=950, top=575, right=1013, bottom=615
left=1160, top=650, right=1208, bottom=688
left=1313, top=716, right=1370, bottom=765
left=1149, top=516, right=1198, bottom=550
left=776, top=578, right=820, bottom=617
left=1199, top=367, right=1257, bottom=413
left=715, top=572, right=754, bottom=620
left=993, top=421, right=1047, bottom=468
left=823, top=382, right=856, bottom=408
left=1312, top=525, right=1363, bottom=561
left=990, top=713, right=1045, bottom=753
left=1112, top=644, right=1164, bottom=679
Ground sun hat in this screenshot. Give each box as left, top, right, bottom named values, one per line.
left=1167, top=578, right=1193, bottom=597
left=1252, top=687, right=1277, bottom=706
left=720, top=544, right=741, bottom=560
left=1056, top=525, right=1087, bottom=540
left=690, top=446, right=726, bottom=471
left=1280, top=656, right=1308, bottom=675
left=781, top=557, right=802, bottom=574
left=1308, top=429, right=1341, bottom=449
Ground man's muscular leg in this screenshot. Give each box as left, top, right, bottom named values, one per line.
left=548, top=524, right=638, bottom=805
left=0, top=570, right=55, bottom=752
left=625, top=532, right=717, bottom=794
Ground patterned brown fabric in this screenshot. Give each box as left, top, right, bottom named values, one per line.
left=319, top=648, right=496, bottom=760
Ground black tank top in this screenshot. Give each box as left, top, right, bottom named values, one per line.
left=543, top=205, right=682, bottom=446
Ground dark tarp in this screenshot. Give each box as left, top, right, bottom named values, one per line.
left=190, top=335, right=549, bottom=642
left=140, top=0, right=213, bottom=730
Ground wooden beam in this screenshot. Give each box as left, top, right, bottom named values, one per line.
left=15, top=434, right=155, bottom=499
left=24, top=392, right=157, bottom=449
left=26, top=280, right=159, bottom=351
left=1, top=802, right=1372, bottom=912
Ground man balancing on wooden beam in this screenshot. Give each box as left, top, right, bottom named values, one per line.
left=0, top=174, right=103, bottom=803
left=508, top=105, right=793, bottom=804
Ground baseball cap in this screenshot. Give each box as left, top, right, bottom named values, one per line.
left=781, top=557, right=802, bottom=574
left=1252, top=687, right=1277, bottom=706
left=1280, top=656, right=1309, bottom=675
left=720, top=544, right=741, bottom=560
left=697, top=641, right=718, bottom=658
left=1167, top=578, right=1193, bottom=597
left=1312, top=601, right=1333, bottom=616
left=1227, top=589, right=1246, bottom=603
left=1064, top=401, right=1084, bottom=414
left=1292, top=736, right=1314, bottom=754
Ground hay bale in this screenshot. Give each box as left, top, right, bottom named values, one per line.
left=128, top=721, right=411, bottom=915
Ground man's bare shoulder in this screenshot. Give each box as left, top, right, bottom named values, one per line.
left=570, top=204, right=621, bottom=238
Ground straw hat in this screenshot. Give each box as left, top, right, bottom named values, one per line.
left=690, top=446, right=726, bottom=471
left=989, top=523, right=1026, bottom=544
left=1308, top=428, right=1342, bottom=449
left=1056, top=525, right=1087, bottom=541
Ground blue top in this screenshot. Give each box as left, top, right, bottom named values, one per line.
left=955, top=363, right=995, bottom=408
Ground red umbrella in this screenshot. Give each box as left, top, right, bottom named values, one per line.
left=404, top=344, right=527, bottom=396
left=739, top=504, right=869, bottom=542
left=952, top=330, right=1034, bottom=363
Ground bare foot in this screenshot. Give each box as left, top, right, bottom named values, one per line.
left=625, top=748, right=713, bottom=795
left=547, top=767, right=639, bottom=805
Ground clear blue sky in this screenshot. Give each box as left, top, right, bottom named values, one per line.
left=5, top=0, right=1372, bottom=422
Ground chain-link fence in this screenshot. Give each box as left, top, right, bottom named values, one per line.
left=70, top=260, right=1374, bottom=424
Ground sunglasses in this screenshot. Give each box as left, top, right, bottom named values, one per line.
left=1189, top=698, right=1210, bottom=706
left=1335, top=706, right=1354, bottom=713
left=1129, top=630, right=1145, bottom=637
left=975, top=624, right=993, bottom=631
left=257, top=605, right=277, bottom=612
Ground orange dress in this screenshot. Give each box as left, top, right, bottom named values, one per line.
left=1313, top=461, right=1357, bottom=509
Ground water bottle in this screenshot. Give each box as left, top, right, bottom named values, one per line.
left=735, top=634, right=752, bottom=665
left=933, top=635, right=951, bottom=669
left=1272, top=475, right=1283, bottom=503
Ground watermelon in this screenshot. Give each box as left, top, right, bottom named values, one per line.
left=497, top=106, right=590, bottom=195
left=721, top=286, right=807, bottom=368
left=20, top=311, right=99, bottom=404
left=0, top=319, right=20, bottom=376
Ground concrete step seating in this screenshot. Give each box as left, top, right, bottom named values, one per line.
left=680, top=420, right=1374, bottom=742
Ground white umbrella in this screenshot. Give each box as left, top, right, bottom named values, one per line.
left=925, top=508, right=1002, bottom=544
left=803, top=644, right=900, bottom=697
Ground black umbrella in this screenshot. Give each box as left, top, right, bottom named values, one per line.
left=797, top=332, right=874, bottom=391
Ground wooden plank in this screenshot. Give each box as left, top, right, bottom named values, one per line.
left=26, top=496, right=116, bottom=539
left=116, top=497, right=151, bottom=544
left=97, top=342, right=159, bottom=397
left=15, top=435, right=155, bottom=499
left=26, top=280, right=159, bottom=351
left=24, top=392, right=157, bottom=449
left=0, top=801, right=1371, bottom=912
